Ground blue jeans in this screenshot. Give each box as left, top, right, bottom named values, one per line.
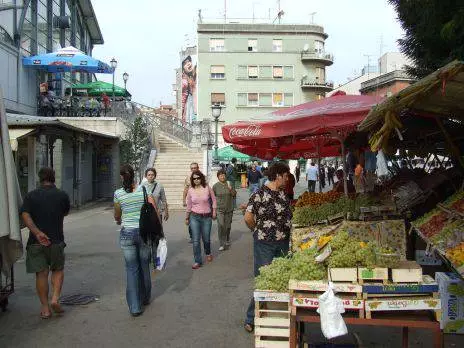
left=120, top=227, right=152, bottom=314
left=249, top=183, right=260, bottom=195
left=189, top=213, right=212, bottom=264
left=245, top=239, right=289, bottom=325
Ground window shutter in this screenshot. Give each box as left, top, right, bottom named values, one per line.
left=248, top=93, right=258, bottom=101
left=273, top=66, right=283, bottom=78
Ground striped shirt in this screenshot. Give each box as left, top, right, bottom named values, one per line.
left=114, top=188, right=144, bottom=228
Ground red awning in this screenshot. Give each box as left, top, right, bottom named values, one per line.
left=222, top=94, right=383, bottom=147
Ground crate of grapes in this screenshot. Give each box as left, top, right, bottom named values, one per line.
left=289, top=280, right=365, bottom=318
left=254, top=291, right=290, bottom=348
left=358, top=267, right=389, bottom=285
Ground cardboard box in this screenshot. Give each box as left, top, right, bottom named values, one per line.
left=435, top=272, right=464, bottom=333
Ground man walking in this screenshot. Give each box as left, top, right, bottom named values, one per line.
left=21, top=167, right=70, bottom=319
left=243, top=162, right=292, bottom=332
left=306, top=162, right=318, bottom=192
left=183, top=162, right=200, bottom=242
left=294, top=164, right=300, bottom=183
left=247, top=163, right=262, bottom=195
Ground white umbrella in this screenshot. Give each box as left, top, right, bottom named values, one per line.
left=0, top=88, right=23, bottom=274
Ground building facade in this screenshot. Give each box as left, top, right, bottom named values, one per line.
left=0, top=0, right=104, bottom=115
left=196, top=23, right=334, bottom=124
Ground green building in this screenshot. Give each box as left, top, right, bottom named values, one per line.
left=197, top=23, right=334, bottom=125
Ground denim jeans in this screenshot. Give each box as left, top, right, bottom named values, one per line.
left=189, top=213, right=212, bottom=264
left=249, top=183, right=260, bottom=195
left=245, top=239, right=289, bottom=325
left=120, top=227, right=152, bottom=315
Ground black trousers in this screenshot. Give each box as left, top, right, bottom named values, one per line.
left=308, top=180, right=316, bottom=192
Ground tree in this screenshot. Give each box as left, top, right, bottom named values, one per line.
left=389, top=0, right=464, bottom=78
left=119, top=116, right=151, bottom=181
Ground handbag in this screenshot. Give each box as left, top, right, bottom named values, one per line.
left=139, top=186, right=164, bottom=245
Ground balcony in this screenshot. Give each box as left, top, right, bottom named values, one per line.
left=301, top=51, right=334, bottom=66
left=300, top=79, right=334, bottom=92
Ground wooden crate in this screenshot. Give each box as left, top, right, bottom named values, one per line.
left=362, top=275, right=439, bottom=299
left=391, top=261, right=423, bottom=283
left=358, top=267, right=389, bottom=284
left=289, top=280, right=364, bottom=318
left=365, top=296, right=441, bottom=320
left=254, top=291, right=290, bottom=348
left=328, top=267, right=358, bottom=283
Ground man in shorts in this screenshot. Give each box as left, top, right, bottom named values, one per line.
left=21, top=167, right=70, bottom=319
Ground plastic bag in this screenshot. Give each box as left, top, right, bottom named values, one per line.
left=155, top=238, right=167, bottom=270
left=376, top=150, right=389, bottom=178
left=316, top=282, right=348, bottom=339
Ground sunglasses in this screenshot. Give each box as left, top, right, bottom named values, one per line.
left=190, top=167, right=199, bottom=170
left=193, top=177, right=201, bottom=180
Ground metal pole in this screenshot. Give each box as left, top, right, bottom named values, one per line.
left=214, top=117, right=219, bottom=163
left=112, top=72, right=115, bottom=117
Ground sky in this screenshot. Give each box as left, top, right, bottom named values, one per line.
left=92, top=0, right=404, bottom=107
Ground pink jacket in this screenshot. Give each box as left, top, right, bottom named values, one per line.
left=186, top=186, right=217, bottom=214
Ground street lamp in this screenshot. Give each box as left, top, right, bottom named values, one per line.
left=211, top=104, right=222, bottom=165
left=110, top=57, right=118, bottom=116
left=122, top=72, right=129, bottom=96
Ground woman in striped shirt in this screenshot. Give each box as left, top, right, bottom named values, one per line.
left=114, top=164, right=160, bottom=316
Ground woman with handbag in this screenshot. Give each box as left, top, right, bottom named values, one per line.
left=213, top=169, right=235, bottom=251
left=185, top=170, right=217, bottom=269
left=114, top=164, right=160, bottom=316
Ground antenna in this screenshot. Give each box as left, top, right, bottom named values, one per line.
left=224, top=0, right=227, bottom=22
left=378, top=35, right=386, bottom=73
left=309, top=12, right=316, bottom=24
left=363, top=54, right=372, bottom=78
left=198, top=9, right=202, bottom=23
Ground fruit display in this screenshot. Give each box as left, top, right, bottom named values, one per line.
left=446, top=242, right=464, bottom=268
left=295, top=191, right=343, bottom=208
left=255, top=248, right=326, bottom=292
left=326, top=230, right=377, bottom=268
left=375, top=247, right=401, bottom=268
left=417, top=212, right=449, bottom=238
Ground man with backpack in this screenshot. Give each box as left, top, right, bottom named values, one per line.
left=226, top=158, right=238, bottom=208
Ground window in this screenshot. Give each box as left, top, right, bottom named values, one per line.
left=273, top=93, right=284, bottom=107
left=272, top=39, right=282, bottom=52
left=237, top=93, right=247, bottom=106
left=273, top=66, right=283, bottom=79
left=210, top=65, right=225, bottom=79
left=248, top=65, right=258, bottom=78
left=259, top=93, right=272, bottom=106
left=283, top=66, right=294, bottom=79
left=211, top=93, right=226, bottom=106
left=248, top=39, right=257, bottom=52
left=259, top=65, right=272, bottom=79
left=248, top=93, right=259, bottom=106
left=238, top=65, right=248, bottom=79
left=209, top=38, right=225, bottom=52
left=314, top=40, right=324, bottom=53
left=284, top=93, right=293, bottom=106
left=315, top=67, right=325, bottom=82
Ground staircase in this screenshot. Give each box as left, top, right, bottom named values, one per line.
left=152, top=133, right=204, bottom=210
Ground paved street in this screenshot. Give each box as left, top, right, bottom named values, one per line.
left=0, top=185, right=461, bottom=348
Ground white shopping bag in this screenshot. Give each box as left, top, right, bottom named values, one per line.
left=316, top=282, right=348, bottom=339
left=155, top=238, right=167, bottom=270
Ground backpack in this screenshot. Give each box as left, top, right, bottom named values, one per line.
left=139, top=186, right=164, bottom=245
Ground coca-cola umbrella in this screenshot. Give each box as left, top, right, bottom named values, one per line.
left=234, top=143, right=341, bottom=160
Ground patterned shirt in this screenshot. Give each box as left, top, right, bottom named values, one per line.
left=246, top=185, right=292, bottom=242
left=114, top=188, right=144, bottom=229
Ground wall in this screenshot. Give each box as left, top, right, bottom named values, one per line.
left=362, top=81, right=413, bottom=98
left=197, top=27, right=331, bottom=124
left=58, top=117, right=125, bottom=137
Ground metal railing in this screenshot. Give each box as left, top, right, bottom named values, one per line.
left=301, top=51, right=334, bottom=63
left=300, top=79, right=334, bottom=89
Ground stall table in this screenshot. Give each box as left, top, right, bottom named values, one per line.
left=289, top=308, right=442, bottom=348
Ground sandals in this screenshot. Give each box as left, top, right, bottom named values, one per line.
left=244, top=323, right=254, bottom=333
left=40, top=311, right=52, bottom=319
left=51, top=302, right=65, bottom=314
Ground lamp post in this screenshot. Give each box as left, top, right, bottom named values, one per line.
left=211, top=104, right=222, bottom=165
left=110, top=57, right=118, bottom=116
left=122, top=72, right=129, bottom=95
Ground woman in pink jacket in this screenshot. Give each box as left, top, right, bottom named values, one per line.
left=185, top=170, right=217, bottom=269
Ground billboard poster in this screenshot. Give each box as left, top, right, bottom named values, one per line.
left=181, top=50, right=197, bottom=125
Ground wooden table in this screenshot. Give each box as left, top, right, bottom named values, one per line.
left=289, top=308, right=442, bottom=348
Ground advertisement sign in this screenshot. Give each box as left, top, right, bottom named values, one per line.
left=181, top=50, right=197, bottom=125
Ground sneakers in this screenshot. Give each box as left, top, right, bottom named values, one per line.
left=192, top=263, right=201, bottom=270
left=225, top=241, right=231, bottom=246
left=206, top=255, right=213, bottom=262
left=219, top=246, right=225, bottom=251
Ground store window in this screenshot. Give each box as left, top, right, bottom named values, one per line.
left=273, top=93, right=284, bottom=107
left=273, top=66, right=283, bottom=79
left=248, top=93, right=259, bottom=106
left=248, top=39, right=257, bottom=52
left=211, top=93, right=226, bottom=106
left=209, top=38, right=225, bottom=52
left=272, top=39, right=282, bottom=52
left=248, top=65, right=258, bottom=79
left=210, top=65, right=225, bottom=79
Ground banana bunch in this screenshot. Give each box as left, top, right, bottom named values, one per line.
left=368, top=111, right=403, bottom=151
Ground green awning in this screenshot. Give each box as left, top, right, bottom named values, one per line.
left=215, top=146, right=252, bottom=162
left=66, top=81, right=131, bottom=97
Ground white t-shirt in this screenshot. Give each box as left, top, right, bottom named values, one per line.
left=306, top=166, right=318, bottom=181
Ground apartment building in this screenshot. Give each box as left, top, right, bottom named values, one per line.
left=197, top=23, right=334, bottom=124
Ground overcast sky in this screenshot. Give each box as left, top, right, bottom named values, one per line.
left=92, top=0, right=404, bottom=107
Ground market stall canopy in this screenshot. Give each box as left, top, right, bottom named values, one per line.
left=22, top=46, right=113, bottom=74
left=357, top=60, right=464, bottom=156
left=66, top=81, right=131, bottom=97
left=223, top=94, right=383, bottom=148
left=215, top=145, right=252, bottom=162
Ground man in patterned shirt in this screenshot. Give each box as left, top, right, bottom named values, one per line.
left=243, top=162, right=292, bottom=333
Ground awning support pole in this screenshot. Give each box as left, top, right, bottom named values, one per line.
left=435, top=117, right=464, bottom=170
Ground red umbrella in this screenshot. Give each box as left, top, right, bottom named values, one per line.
left=222, top=94, right=383, bottom=146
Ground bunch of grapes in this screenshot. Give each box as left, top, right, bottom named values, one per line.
left=289, top=248, right=326, bottom=281
left=356, top=242, right=377, bottom=268
left=255, top=256, right=292, bottom=292
left=327, top=241, right=359, bottom=267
